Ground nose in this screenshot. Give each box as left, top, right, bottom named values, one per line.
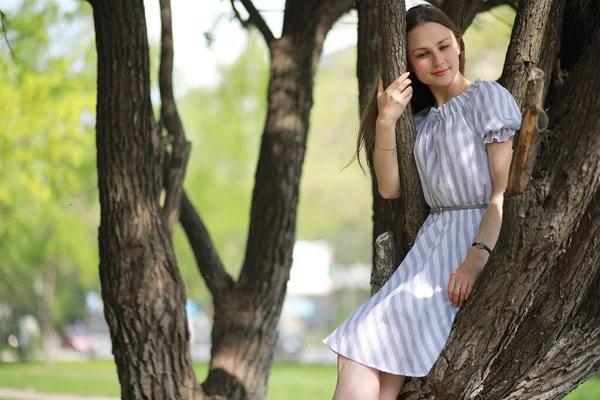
left=432, top=51, right=444, bottom=68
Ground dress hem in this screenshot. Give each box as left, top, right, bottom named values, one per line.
left=322, top=339, right=429, bottom=378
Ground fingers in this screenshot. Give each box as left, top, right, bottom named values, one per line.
left=447, top=274, right=457, bottom=303
left=457, top=280, right=475, bottom=306
left=378, top=76, right=383, bottom=95
left=453, top=284, right=461, bottom=307
left=449, top=272, right=467, bottom=307
left=384, top=72, right=411, bottom=92
left=390, top=71, right=411, bottom=90
left=401, top=85, right=413, bottom=100
left=396, top=77, right=412, bottom=93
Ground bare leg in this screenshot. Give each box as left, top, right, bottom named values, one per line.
left=379, top=372, right=405, bottom=400
left=333, top=354, right=380, bottom=400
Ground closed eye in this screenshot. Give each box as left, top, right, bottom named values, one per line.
left=440, top=45, right=450, bottom=50
left=417, top=52, right=428, bottom=58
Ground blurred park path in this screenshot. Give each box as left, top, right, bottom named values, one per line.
left=0, top=389, right=118, bottom=400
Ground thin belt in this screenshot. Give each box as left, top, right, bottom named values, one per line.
left=429, top=203, right=488, bottom=214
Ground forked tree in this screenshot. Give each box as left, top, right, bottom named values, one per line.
left=361, top=0, right=600, bottom=399
left=90, top=0, right=352, bottom=398
left=90, top=0, right=599, bottom=398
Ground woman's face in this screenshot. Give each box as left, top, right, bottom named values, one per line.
left=407, top=22, right=461, bottom=87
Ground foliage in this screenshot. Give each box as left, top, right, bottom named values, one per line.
left=0, top=0, right=98, bottom=332
left=463, top=5, right=517, bottom=81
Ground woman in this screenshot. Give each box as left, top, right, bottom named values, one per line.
left=323, top=4, right=522, bottom=400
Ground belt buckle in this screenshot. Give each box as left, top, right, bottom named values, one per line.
left=430, top=207, right=442, bottom=214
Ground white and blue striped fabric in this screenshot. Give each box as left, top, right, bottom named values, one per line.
left=323, top=80, right=522, bottom=376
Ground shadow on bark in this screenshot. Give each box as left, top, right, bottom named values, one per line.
left=201, top=369, right=248, bottom=400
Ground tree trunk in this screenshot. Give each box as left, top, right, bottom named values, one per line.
left=357, top=0, right=409, bottom=266
left=380, top=0, right=429, bottom=248
left=357, top=0, right=600, bottom=398
left=193, top=1, right=354, bottom=399
left=91, top=1, right=207, bottom=398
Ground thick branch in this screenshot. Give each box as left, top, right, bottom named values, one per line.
left=506, top=68, right=548, bottom=196
left=442, top=0, right=516, bottom=32
left=234, top=0, right=275, bottom=45
left=357, top=0, right=409, bottom=265
left=560, top=0, right=600, bottom=71
left=498, top=0, right=556, bottom=107
left=237, top=0, right=354, bottom=286
left=478, top=0, right=518, bottom=13
left=380, top=0, right=428, bottom=247
left=370, top=232, right=396, bottom=296
left=159, top=0, right=191, bottom=236
left=180, top=190, right=234, bottom=296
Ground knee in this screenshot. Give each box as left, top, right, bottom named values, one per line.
left=335, top=355, right=379, bottom=400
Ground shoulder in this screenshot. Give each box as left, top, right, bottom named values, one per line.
left=470, top=80, right=516, bottom=106
left=467, top=80, right=522, bottom=133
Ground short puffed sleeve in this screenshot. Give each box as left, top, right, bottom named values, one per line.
left=470, top=81, right=522, bottom=145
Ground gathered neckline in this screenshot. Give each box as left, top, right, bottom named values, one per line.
left=428, top=80, right=483, bottom=121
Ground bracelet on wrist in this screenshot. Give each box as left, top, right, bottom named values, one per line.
left=376, top=144, right=397, bottom=154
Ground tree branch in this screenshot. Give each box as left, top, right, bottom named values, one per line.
left=318, top=0, right=355, bottom=32
left=180, top=190, right=234, bottom=296
left=498, top=0, right=555, bottom=107
left=380, top=0, right=429, bottom=247
left=506, top=68, right=548, bottom=196
left=159, top=0, right=191, bottom=236
left=0, top=10, right=15, bottom=61
left=442, top=0, right=517, bottom=32
left=479, top=0, right=518, bottom=13
left=232, top=0, right=275, bottom=45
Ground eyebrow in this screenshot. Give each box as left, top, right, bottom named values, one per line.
left=412, top=38, right=451, bottom=53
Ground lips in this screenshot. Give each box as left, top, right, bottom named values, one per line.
left=433, top=68, right=449, bottom=76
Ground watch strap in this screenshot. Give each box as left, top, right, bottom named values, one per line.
left=472, top=241, right=492, bottom=255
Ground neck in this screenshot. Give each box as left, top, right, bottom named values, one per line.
left=430, top=73, right=471, bottom=107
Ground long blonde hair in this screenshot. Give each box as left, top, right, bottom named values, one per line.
left=354, top=5, right=466, bottom=171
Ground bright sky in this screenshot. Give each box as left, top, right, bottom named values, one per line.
left=143, top=0, right=428, bottom=89
left=143, top=0, right=358, bottom=89
left=1, top=0, right=428, bottom=89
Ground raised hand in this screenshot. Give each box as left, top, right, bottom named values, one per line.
left=376, top=72, right=413, bottom=124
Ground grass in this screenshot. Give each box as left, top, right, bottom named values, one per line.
left=0, top=361, right=337, bottom=399
left=0, top=361, right=597, bottom=399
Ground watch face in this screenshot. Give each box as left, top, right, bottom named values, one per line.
left=476, top=243, right=484, bottom=248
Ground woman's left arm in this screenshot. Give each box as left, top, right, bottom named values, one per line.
left=448, top=137, right=514, bottom=307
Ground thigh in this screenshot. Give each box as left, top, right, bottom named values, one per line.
left=337, top=354, right=379, bottom=378
left=379, top=371, right=405, bottom=400
left=335, top=355, right=380, bottom=400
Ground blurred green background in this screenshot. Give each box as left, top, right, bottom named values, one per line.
left=0, top=0, right=597, bottom=398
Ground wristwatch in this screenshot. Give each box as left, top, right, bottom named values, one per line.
left=472, top=241, right=492, bottom=255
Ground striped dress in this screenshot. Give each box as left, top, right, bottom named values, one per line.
left=323, top=80, right=522, bottom=377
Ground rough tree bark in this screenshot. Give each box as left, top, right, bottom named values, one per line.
left=357, top=0, right=600, bottom=398
left=380, top=0, right=429, bottom=247
left=357, top=0, right=409, bottom=264
left=90, top=0, right=211, bottom=398
left=177, top=1, right=354, bottom=399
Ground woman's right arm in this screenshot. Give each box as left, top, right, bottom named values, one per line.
left=373, top=73, right=413, bottom=199
left=374, top=117, right=401, bottom=199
